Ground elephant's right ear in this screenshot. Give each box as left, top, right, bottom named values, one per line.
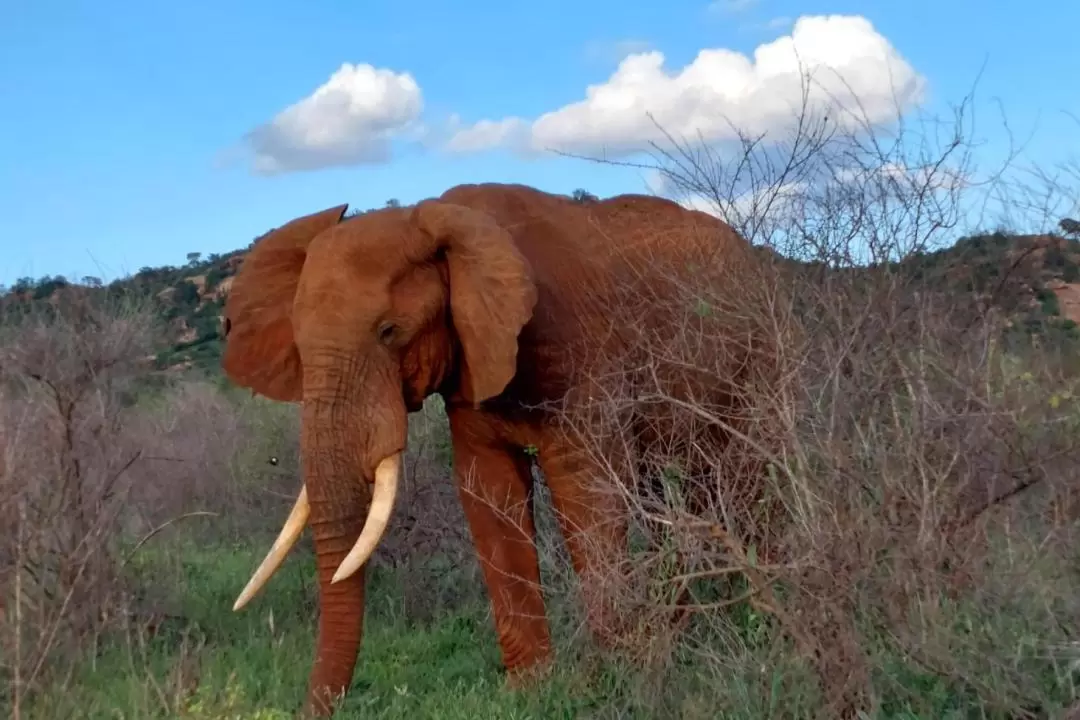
left=221, top=204, right=349, bottom=401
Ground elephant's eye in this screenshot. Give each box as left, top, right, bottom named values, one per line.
left=377, top=321, right=397, bottom=344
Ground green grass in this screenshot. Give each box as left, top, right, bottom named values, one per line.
left=10, top=533, right=1079, bottom=719
left=6, top=539, right=825, bottom=719
left=12, top=543, right=638, bottom=720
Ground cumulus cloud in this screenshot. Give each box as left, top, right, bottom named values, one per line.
left=447, top=15, right=925, bottom=159
left=644, top=157, right=965, bottom=233
left=245, top=62, right=423, bottom=174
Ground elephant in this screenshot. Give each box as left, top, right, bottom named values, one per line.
left=220, top=182, right=781, bottom=716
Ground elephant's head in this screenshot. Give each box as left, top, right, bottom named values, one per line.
left=220, top=199, right=537, bottom=714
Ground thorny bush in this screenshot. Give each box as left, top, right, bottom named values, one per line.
left=0, top=294, right=162, bottom=707
left=0, top=295, right=306, bottom=709
left=550, top=76, right=1080, bottom=718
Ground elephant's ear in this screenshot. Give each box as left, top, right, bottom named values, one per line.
left=222, top=204, right=349, bottom=401
left=412, top=201, right=538, bottom=406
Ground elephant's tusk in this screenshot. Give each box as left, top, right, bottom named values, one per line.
left=232, top=486, right=310, bottom=611
left=331, top=453, right=401, bottom=584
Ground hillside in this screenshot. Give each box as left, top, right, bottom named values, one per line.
left=4, top=218, right=1080, bottom=376
left=3, top=248, right=243, bottom=375
left=900, top=230, right=1080, bottom=343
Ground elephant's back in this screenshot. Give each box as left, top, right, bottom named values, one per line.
left=587, top=193, right=753, bottom=269
left=438, top=182, right=752, bottom=269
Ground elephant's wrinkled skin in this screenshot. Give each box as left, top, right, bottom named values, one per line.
left=220, top=183, right=774, bottom=716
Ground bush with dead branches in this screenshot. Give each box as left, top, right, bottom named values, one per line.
left=0, top=293, right=162, bottom=707
left=551, top=73, right=1080, bottom=718
left=0, top=296, right=317, bottom=712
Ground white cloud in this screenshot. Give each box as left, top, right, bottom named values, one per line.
left=447, top=15, right=925, bottom=159
left=643, top=159, right=965, bottom=231
left=245, top=62, right=424, bottom=174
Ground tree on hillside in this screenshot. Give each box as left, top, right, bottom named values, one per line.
left=171, top=279, right=200, bottom=308
left=572, top=188, right=599, bottom=204
left=1061, top=217, right=1080, bottom=238
left=32, top=275, right=69, bottom=300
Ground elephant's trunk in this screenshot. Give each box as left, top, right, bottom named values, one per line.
left=306, top=502, right=368, bottom=716
left=299, top=358, right=408, bottom=717
left=229, top=350, right=406, bottom=716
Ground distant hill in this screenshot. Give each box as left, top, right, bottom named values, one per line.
left=2, top=247, right=244, bottom=375
left=4, top=207, right=1080, bottom=377
left=904, top=230, right=1080, bottom=342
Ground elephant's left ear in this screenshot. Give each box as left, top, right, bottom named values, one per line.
left=222, top=204, right=349, bottom=402
left=412, top=201, right=538, bottom=406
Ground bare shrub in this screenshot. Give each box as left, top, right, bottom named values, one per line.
left=123, top=380, right=303, bottom=540
left=0, top=293, right=160, bottom=710
left=551, top=73, right=1080, bottom=718
left=0, top=295, right=318, bottom=713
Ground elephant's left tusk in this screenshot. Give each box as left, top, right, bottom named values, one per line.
left=331, top=453, right=401, bottom=584
left=232, top=486, right=310, bottom=611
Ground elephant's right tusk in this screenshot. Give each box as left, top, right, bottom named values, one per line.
left=232, top=486, right=310, bottom=611
left=331, top=453, right=401, bottom=584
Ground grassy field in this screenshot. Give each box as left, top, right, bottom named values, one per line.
left=14, top=538, right=803, bottom=720
left=11, top=506, right=1079, bottom=719
left=17, top=542, right=615, bottom=720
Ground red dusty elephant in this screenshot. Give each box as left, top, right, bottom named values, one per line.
left=221, top=182, right=779, bottom=716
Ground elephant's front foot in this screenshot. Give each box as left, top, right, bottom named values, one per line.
left=496, top=619, right=554, bottom=678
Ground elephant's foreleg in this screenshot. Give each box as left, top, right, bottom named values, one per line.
left=448, top=410, right=552, bottom=676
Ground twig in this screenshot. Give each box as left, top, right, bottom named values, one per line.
left=120, top=512, right=220, bottom=567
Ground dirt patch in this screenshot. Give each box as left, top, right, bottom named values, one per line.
left=211, top=275, right=234, bottom=300
left=176, top=326, right=198, bottom=344
left=1049, top=280, right=1080, bottom=325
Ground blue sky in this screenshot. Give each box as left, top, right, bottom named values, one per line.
left=2, top=0, right=1078, bottom=286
